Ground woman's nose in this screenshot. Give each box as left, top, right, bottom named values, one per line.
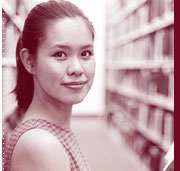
left=67, top=57, right=84, bottom=76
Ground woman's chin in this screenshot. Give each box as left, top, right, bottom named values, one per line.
left=64, top=90, right=89, bottom=105
left=67, top=98, right=85, bottom=105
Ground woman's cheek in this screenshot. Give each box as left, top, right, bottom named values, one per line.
left=37, top=62, right=62, bottom=85
left=90, top=59, right=96, bottom=77
left=87, top=57, right=95, bottom=71
left=86, top=59, right=96, bottom=83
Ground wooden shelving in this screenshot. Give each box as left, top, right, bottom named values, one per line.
left=107, top=60, right=174, bottom=70
left=137, top=124, right=171, bottom=151
left=108, top=13, right=174, bottom=48
left=107, top=81, right=174, bottom=111
left=2, top=1, right=23, bottom=31
left=105, top=0, right=174, bottom=170
left=108, top=123, right=151, bottom=171
left=108, top=102, right=171, bottom=152
left=2, top=0, right=25, bottom=118
left=117, top=14, right=173, bottom=46
left=110, top=0, right=148, bottom=25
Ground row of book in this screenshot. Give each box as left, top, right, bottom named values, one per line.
left=117, top=0, right=174, bottom=15
left=107, top=110, right=167, bottom=171
left=106, top=92, right=174, bottom=171
left=114, top=3, right=149, bottom=36
left=3, top=10, right=20, bottom=59
left=109, top=26, right=174, bottom=61
left=105, top=0, right=174, bottom=170
left=119, top=127, right=166, bottom=171
left=109, top=0, right=174, bottom=37
left=106, top=90, right=174, bottom=145
left=107, top=69, right=174, bottom=99
left=148, top=0, right=174, bottom=22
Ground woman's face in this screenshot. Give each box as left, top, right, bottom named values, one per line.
left=33, top=17, right=95, bottom=105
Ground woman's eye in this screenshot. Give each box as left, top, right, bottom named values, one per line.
left=52, top=51, right=67, bottom=59
left=81, top=50, right=93, bottom=58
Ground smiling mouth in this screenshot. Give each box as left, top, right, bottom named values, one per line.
left=62, top=81, right=87, bottom=89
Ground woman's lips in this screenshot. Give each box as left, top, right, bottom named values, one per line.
left=62, top=81, right=87, bottom=89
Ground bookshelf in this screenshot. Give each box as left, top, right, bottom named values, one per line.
left=2, top=0, right=27, bottom=118
left=2, top=1, right=23, bottom=31
left=110, top=0, right=148, bottom=24
left=105, top=0, right=174, bottom=171
left=107, top=81, right=174, bottom=111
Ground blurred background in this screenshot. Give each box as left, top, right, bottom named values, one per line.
left=2, top=0, right=174, bottom=170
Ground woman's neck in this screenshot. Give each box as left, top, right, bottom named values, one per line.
left=23, top=94, right=73, bottom=130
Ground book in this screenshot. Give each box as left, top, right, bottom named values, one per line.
left=164, top=0, right=174, bottom=14
left=138, top=4, right=149, bottom=27
left=138, top=103, right=149, bottom=127
left=147, top=105, right=156, bottom=130
left=162, top=28, right=170, bottom=60
left=158, top=0, right=165, bottom=17
left=150, top=71, right=169, bottom=96
left=149, top=145, right=162, bottom=171
left=154, top=108, right=164, bottom=137
left=149, top=0, right=160, bottom=22
left=168, top=73, right=174, bottom=99
left=154, top=30, right=164, bottom=61
left=163, top=112, right=174, bottom=144
left=169, top=26, right=174, bottom=60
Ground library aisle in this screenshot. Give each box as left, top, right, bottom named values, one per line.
left=71, top=117, right=146, bottom=171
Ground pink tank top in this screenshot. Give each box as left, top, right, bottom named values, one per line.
left=4, top=118, right=90, bottom=171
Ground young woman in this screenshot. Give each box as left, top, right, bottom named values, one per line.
left=4, top=1, right=95, bottom=170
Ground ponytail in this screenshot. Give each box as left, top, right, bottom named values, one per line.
left=13, top=36, right=34, bottom=113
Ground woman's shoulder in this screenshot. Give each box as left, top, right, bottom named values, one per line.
left=11, top=129, right=70, bottom=171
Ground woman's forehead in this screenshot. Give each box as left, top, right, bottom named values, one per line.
left=41, top=17, right=94, bottom=47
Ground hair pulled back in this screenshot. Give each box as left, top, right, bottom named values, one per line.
left=14, top=0, right=95, bottom=113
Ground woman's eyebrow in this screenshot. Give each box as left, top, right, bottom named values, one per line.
left=81, top=44, right=94, bottom=49
left=50, top=44, right=71, bottom=50
left=50, top=44, right=94, bottom=50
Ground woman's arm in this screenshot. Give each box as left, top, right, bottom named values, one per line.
left=11, top=129, right=70, bottom=171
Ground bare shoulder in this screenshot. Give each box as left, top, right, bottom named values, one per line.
left=11, top=129, right=70, bottom=171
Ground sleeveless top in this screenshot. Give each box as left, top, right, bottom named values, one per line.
left=4, top=118, right=90, bottom=171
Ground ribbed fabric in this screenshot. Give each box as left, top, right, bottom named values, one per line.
left=4, top=118, right=90, bottom=171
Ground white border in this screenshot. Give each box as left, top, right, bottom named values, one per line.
left=1, top=1, right=4, bottom=170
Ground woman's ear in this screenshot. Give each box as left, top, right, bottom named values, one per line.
left=20, top=48, right=35, bottom=74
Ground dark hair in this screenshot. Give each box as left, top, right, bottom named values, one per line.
left=14, top=0, right=95, bottom=113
